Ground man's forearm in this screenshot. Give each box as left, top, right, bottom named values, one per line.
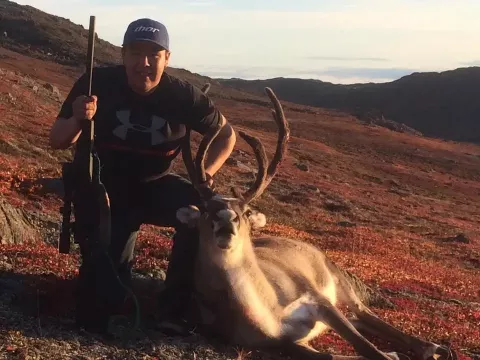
left=49, top=116, right=83, bottom=149
left=204, top=121, right=236, bottom=178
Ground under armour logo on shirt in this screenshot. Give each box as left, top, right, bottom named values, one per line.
left=113, top=110, right=167, bottom=145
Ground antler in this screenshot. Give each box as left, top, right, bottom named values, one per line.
left=183, top=85, right=289, bottom=205
left=182, top=81, right=211, bottom=188
left=201, top=83, right=211, bottom=93
left=234, top=87, right=290, bottom=205
left=182, top=83, right=221, bottom=199
left=182, top=124, right=222, bottom=200
left=182, top=128, right=196, bottom=188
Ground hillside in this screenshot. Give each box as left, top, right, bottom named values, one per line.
left=218, top=69, right=480, bottom=144
left=0, top=0, right=121, bottom=66
left=1, top=47, right=480, bottom=359
left=0, top=1, right=480, bottom=360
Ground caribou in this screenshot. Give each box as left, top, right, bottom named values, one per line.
left=176, top=87, right=455, bottom=360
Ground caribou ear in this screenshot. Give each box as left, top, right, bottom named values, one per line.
left=247, top=210, right=267, bottom=229
left=176, top=206, right=201, bottom=227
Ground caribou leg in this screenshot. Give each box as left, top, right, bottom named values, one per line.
left=335, top=276, right=456, bottom=360
left=346, top=314, right=456, bottom=360
left=275, top=341, right=371, bottom=360
left=277, top=293, right=402, bottom=360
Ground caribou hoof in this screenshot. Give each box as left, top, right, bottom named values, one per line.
left=386, top=352, right=409, bottom=360
left=421, top=344, right=458, bottom=360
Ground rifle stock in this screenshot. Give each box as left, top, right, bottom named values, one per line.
left=58, top=162, right=74, bottom=254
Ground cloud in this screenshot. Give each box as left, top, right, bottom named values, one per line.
left=193, top=65, right=416, bottom=84
left=312, top=67, right=415, bottom=80
left=305, top=56, right=389, bottom=62
left=156, top=1, right=480, bottom=32
left=185, top=1, right=215, bottom=6
left=460, top=60, right=480, bottom=66
left=200, top=68, right=397, bottom=84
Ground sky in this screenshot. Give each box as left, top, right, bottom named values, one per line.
left=12, top=0, right=480, bottom=84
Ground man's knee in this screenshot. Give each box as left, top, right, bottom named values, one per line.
left=173, top=225, right=199, bottom=248
left=108, top=208, right=141, bottom=267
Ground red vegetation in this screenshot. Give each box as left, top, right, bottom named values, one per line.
left=0, top=48, right=479, bottom=359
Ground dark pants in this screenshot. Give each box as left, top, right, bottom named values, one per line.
left=75, top=173, right=202, bottom=331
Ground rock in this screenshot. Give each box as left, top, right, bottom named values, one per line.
left=237, top=161, right=256, bottom=174
left=232, top=149, right=248, bottom=158
left=443, top=233, right=470, bottom=244
left=36, top=177, right=64, bottom=197
left=0, top=260, right=13, bottom=271
left=0, top=138, right=22, bottom=156
left=289, top=191, right=304, bottom=197
left=337, top=221, right=356, bottom=227
left=0, top=197, right=39, bottom=244
left=226, top=157, right=240, bottom=166
left=303, top=184, right=320, bottom=193
left=43, top=83, right=55, bottom=91
left=152, top=269, right=167, bottom=281
left=23, top=211, right=60, bottom=247
left=388, top=179, right=401, bottom=187
left=278, top=192, right=310, bottom=205
left=295, top=162, right=309, bottom=172
left=356, top=110, right=423, bottom=137
left=42, top=82, right=61, bottom=100
left=324, top=199, right=350, bottom=213
left=388, top=187, right=410, bottom=196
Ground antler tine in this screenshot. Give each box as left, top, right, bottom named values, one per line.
left=195, top=124, right=223, bottom=195
left=232, top=130, right=268, bottom=203
left=201, top=83, right=211, bottom=93
left=240, top=87, right=290, bottom=205
left=181, top=128, right=196, bottom=185
left=264, top=87, right=290, bottom=185
left=181, top=82, right=213, bottom=192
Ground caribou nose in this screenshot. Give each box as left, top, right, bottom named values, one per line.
left=217, top=237, right=233, bottom=250
left=215, top=223, right=236, bottom=249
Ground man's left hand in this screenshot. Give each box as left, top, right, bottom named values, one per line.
left=198, top=173, right=215, bottom=193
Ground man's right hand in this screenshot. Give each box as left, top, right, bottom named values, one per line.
left=72, top=95, right=97, bottom=122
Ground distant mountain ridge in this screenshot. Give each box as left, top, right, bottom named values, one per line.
left=218, top=68, right=480, bottom=144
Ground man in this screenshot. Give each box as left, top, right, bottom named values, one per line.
left=49, top=18, right=236, bottom=335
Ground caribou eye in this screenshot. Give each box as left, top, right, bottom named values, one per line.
left=244, top=209, right=252, bottom=218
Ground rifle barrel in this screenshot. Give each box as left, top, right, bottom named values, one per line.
left=86, top=15, right=96, bottom=182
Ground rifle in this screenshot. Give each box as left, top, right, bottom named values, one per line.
left=58, top=15, right=99, bottom=255
left=57, top=16, right=139, bottom=338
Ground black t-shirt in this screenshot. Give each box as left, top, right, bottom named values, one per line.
left=57, top=65, right=222, bottom=183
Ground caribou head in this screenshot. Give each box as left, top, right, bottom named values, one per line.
left=177, top=87, right=290, bottom=253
